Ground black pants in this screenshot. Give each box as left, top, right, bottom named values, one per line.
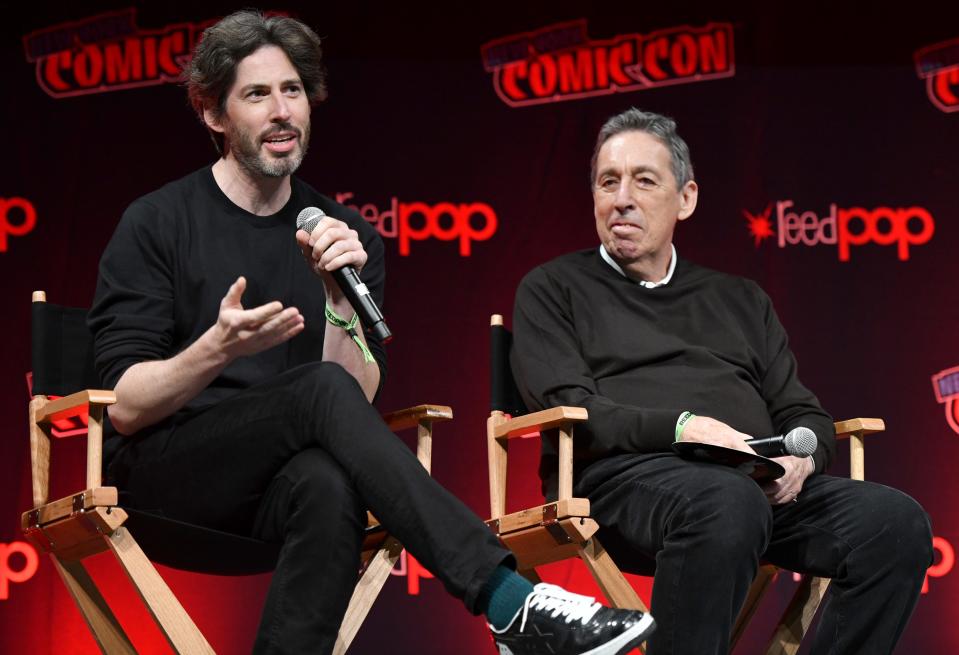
left=577, top=453, right=933, bottom=655
left=108, top=362, right=511, bottom=654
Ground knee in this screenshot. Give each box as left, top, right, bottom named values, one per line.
left=282, top=449, right=366, bottom=524
left=881, top=490, right=933, bottom=574
left=283, top=361, right=366, bottom=419
left=851, top=486, right=933, bottom=579
left=293, top=361, right=358, bottom=396
left=676, top=474, right=772, bottom=557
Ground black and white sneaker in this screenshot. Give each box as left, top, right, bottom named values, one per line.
left=489, top=583, right=655, bottom=655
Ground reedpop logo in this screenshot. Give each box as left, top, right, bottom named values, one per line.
left=1, top=542, right=39, bottom=600
left=335, top=192, right=497, bottom=257
left=744, top=200, right=935, bottom=261
left=1, top=197, right=37, bottom=252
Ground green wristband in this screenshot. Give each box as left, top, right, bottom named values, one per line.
left=675, top=411, right=696, bottom=442
left=324, top=303, right=375, bottom=364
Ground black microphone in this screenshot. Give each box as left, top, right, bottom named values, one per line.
left=745, top=427, right=817, bottom=458
left=296, top=207, right=393, bottom=344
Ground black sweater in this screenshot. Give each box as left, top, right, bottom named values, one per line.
left=88, top=166, right=386, bottom=442
left=511, top=248, right=834, bottom=491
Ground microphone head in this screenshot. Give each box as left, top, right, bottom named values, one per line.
left=296, top=206, right=326, bottom=234
left=784, top=427, right=818, bottom=457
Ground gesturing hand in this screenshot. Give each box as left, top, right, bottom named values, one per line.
left=213, top=276, right=305, bottom=359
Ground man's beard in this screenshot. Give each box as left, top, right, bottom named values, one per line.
left=226, top=120, right=311, bottom=178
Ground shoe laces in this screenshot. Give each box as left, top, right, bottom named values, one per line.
left=519, top=583, right=602, bottom=631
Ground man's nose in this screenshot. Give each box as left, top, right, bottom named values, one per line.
left=270, top=92, right=292, bottom=121
left=614, top=178, right=635, bottom=212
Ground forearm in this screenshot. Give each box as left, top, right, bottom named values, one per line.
left=534, top=384, right=682, bottom=456
left=110, top=326, right=232, bottom=435
left=322, top=292, right=380, bottom=402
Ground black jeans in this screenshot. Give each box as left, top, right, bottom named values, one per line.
left=577, top=453, right=933, bottom=655
left=108, top=362, right=511, bottom=654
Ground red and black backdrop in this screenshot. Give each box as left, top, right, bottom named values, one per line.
left=3, top=2, right=958, bottom=653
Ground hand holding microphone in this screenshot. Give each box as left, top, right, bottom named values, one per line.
left=295, top=207, right=392, bottom=343
left=673, top=419, right=818, bottom=490
left=745, top=427, right=818, bottom=458
left=752, top=428, right=818, bottom=505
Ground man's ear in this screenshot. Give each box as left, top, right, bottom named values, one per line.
left=203, top=106, right=225, bottom=134
left=677, top=180, right=699, bottom=222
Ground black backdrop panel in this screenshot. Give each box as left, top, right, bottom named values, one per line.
left=2, top=3, right=957, bottom=653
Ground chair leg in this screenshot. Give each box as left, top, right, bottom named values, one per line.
left=731, top=564, right=778, bottom=649
left=765, top=575, right=831, bottom=655
left=578, top=538, right=648, bottom=612
left=106, top=525, right=215, bottom=655
left=52, top=555, right=137, bottom=654
left=579, top=538, right=650, bottom=654
left=333, top=537, right=404, bottom=655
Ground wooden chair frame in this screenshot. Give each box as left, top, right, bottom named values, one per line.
left=486, top=314, right=886, bottom=653
left=21, top=291, right=453, bottom=654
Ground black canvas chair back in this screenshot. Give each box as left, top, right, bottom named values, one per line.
left=490, top=319, right=528, bottom=417
left=31, top=301, right=98, bottom=396
left=30, top=298, right=280, bottom=575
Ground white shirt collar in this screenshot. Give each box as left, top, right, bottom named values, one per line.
left=599, top=243, right=677, bottom=288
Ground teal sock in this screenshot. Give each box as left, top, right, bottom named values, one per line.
left=477, top=565, right=535, bottom=630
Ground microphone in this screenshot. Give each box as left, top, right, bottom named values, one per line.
left=296, top=207, right=393, bottom=344
left=745, top=427, right=817, bottom=458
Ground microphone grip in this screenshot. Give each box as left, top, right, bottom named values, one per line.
left=331, top=266, right=393, bottom=344
left=744, top=436, right=788, bottom=458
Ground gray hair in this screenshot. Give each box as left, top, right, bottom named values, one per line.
left=186, top=10, right=327, bottom=154
left=589, top=108, right=694, bottom=189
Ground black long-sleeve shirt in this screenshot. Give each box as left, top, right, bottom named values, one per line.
left=88, top=165, right=387, bottom=448
left=511, top=248, right=834, bottom=493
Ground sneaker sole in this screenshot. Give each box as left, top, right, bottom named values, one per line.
left=580, top=613, right=656, bottom=655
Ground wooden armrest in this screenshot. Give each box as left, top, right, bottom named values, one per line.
left=834, top=418, right=885, bottom=439
left=493, top=406, right=588, bottom=440
left=381, top=404, right=453, bottom=431
left=35, top=390, right=116, bottom=424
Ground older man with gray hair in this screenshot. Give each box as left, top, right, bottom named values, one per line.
left=511, top=107, right=932, bottom=655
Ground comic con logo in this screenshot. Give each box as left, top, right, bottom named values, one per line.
left=914, top=37, right=959, bottom=113
left=932, top=366, right=959, bottom=434
left=335, top=192, right=496, bottom=257
left=481, top=19, right=734, bottom=108
left=744, top=200, right=935, bottom=261
left=22, top=8, right=217, bottom=98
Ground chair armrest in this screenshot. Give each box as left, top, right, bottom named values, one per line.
left=833, top=417, right=884, bottom=439
left=489, top=406, right=589, bottom=513
left=35, top=389, right=116, bottom=427
left=492, top=406, right=588, bottom=440
left=30, top=390, right=117, bottom=509
left=381, top=404, right=452, bottom=431
left=380, top=404, right=452, bottom=475
left=833, top=417, right=884, bottom=482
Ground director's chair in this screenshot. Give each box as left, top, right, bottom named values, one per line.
left=21, top=291, right=452, bottom=654
left=485, top=313, right=884, bottom=654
